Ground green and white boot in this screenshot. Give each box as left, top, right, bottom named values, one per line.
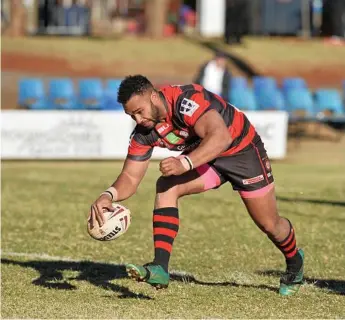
left=126, top=263, right=169, bottom=289
left=279, top=248, right=304, bottom=296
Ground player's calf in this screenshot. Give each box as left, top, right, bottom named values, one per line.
left=241, top=186, right=304, bottom=295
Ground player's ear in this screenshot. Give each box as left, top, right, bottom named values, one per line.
left=151, top=90, right=159, bottom=103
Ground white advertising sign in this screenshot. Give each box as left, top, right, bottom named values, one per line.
left=1, top=110, right=288, bottom=160
left=1, top=111, right=134, bottom=159
left=244, top=111, right=289, bottom=160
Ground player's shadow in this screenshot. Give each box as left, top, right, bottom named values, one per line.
left=170, top=272, right=277, bottom=293
left=0, top=258, right=153, bottom=300
left=277, top=196, right=345, bottom=207
left=256, top=270, right=345, bottom=296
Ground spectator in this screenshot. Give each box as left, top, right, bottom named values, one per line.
left=194, top=52, right=231, bottom=102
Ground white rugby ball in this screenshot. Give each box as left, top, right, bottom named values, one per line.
left=87, top=203, right=131, bottom=241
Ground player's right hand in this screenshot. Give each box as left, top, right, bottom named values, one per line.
left=89, top=194, right=115, bottom=228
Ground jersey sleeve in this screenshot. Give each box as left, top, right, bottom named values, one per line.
left=175, top=90, right=212, bottom=127
left=127, top=128, right=153, bottom=161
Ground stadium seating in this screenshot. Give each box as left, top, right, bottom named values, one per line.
left=103, top=79, right=123, bottom=111
left=77, top=78, right=104, bottom=110
left=18, top=78, right=46, bottom=110
left=229, top=88, right=258, bottom=111
left=314, top=89, right=344, bottom=115
left=252, top=76, right=277, bottom=93
left=48, top=78, right=76, bottom=109
left=282, top=77, right=307, bottom=93
left=16, top=76, right=345, bottom=121
left=230, top=77, right=247, bottom=90
left=285, top=88, right=314, bottom=116
left=255, top=89, right=286, bottom=111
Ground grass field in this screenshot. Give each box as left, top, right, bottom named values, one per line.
left=1, top=158, right=345, bottom=319
left=3, top=36, right=345, bottom=67
left=3, top=36, right=345, bottom=86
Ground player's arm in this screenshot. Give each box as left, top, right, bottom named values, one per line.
left=187, top=109, right=232, bottom=168
left=159, top=109, right=232, bottom=176
left=109, top=157, right=150, bottom=201
left=90, top=130, right=152, bottom=227
left=89, top=158, right=149, bottom=228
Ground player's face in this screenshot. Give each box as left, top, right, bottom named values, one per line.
left=125, top=92, right=161, bottom=129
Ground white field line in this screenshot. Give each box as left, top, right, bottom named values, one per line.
left=1, top=251, right=120, bottom=264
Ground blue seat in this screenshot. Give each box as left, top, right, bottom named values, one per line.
left=77, top=78, right=104, bottom=110
left=282, top=77, right=307, bottom=93
left=229, top=88, right=258, bottom=111
left=18, top=78, right=46, bottom=109
left=285, top=88, right=314, bottom=116
left=256, top=89, right=286, bottom=111
left=103, top=79, right=123, bottom=111
left=314, top=89, right=344, bottom=115
left=275, top=90, right=286, bottom=111
left=252, top=76, right=277, bottom=93
left=230, top=77, right=247, bottom=90
left=48, top=78, right=76, bottom=109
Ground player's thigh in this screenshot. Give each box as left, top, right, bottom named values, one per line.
left=241, top=184, right=280, bottom=232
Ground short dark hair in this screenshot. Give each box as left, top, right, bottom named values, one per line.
left=117, top=75, right=153, bottom=105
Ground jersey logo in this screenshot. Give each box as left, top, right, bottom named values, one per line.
left=180, top=98, right=199, bottom=117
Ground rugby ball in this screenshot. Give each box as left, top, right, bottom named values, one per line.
left=87, top=203, right=131, bottom=241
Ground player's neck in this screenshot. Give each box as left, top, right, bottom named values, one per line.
left=157, top=91, right=169, bottom=122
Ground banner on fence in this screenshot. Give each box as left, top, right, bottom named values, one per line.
left=1, top=110, right=288, bottom=160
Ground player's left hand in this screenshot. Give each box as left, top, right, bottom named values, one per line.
left=160, top=157, right=188, bottom=176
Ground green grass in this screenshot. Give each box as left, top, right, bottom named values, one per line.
left=1, top=160, right=345, bottom=319
left=1, top=36, right=213, bottom=64
left=3, top=35, right=345, bottom=69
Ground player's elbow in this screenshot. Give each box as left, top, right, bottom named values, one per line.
left=217, top=129, right=233, bottom=151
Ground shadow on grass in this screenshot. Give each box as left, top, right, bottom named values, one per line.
left=2, top=258, right=278, bottom=295
left=256, top=270, right=345, bottom=296
left=170, top=272, right=277, bottom=293
left=277, top=196, right=345, bottom=208
left=1, top=259, right=152, bottom=300
left=3, top=258, right=343, bottom=296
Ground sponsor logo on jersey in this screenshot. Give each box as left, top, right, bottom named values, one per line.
left=180, top=98, right=199, bottom=117
left=242, top=175, right=264, bottom=185
left=166, top=132, right=182, bottom=144
left=179, top=130, right=189, bottom=138
left=156, top=123, right=171, bottom=135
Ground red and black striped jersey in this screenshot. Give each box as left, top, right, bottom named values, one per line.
left=128, top=84, right=257, bottom=161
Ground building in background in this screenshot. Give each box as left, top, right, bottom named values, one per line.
left=1, top=0, right=344, bottom=40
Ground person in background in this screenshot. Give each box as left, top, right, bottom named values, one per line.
left=225, top=0, right=248, bottom=45
left=194, top=52, right=231, bottom=102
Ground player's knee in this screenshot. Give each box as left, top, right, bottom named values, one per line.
left=259, top=216, right=280, bottom=237
left=156, top=176, right=183, bottom=198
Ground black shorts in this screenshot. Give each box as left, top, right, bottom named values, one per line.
left=195, top=135, right=274, bottom=194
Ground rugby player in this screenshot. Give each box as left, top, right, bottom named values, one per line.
left=89, top=75, right=304, bottom=296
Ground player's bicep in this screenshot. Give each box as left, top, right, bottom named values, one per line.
left=122, top=157, right=150, bottom=184
left=194, top=109, right=230, bottom=139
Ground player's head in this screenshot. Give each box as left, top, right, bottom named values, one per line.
left=118, top=75, right=162, bottom=129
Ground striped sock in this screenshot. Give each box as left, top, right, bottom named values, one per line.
left=273, top=219, right=298, bottom=260
left=152, top=207, right=179, bottom=272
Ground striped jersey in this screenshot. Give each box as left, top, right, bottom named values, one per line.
left=128, top=84, right=257, bottom=161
